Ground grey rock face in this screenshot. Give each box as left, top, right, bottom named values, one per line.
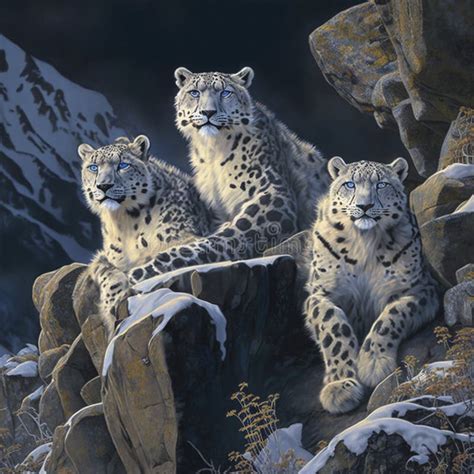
left=444, top=280, right=474, bottom=327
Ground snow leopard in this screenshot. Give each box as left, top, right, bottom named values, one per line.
left=79, top=135, right=212, bottom=336
left=127, top=67, right=329, bottom=285
left=304, top=157, right=439, bottom=414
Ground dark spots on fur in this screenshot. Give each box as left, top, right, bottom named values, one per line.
left=363, top=338, right=372, bottom=351
left=336, top=237, right=345, bottom=243
left=127, top=208, right=140, bottom=218
left=389, top=307, right=399, bottom=315
left=341, top=324, right=351, bottom=338
left=245, top=204, right=259, bottom=217
left=141, top=237, right=148, bottom=248
left=267, top=210, right=282, bottom=222
left=419, top=297, right=427, bottom=306
left=241, top=118, right=249, bottom=125
left=145, top=214, right=152, bottom=225
left=259, top=194, right=271, bottom=206
left=323, top=309, right=334, bottom=322
left=332, top=341, right=341, bottom=356
left=341, top=350, right=349, bottom=361
left=322, top=334, right=333, bottom=348
left=236, top=218, right=252, bottom=231
left=333, top=222, right=344, bottom=231
left=344, top=256, right=357, bottom=265
left=132, top=269, right=144, bottom=281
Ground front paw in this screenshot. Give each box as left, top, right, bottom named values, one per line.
left=357, top=344, right=397, bottom=388
left=319, top=378, right=365, bottom=414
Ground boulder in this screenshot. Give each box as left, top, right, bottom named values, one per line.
left=42, top=424, right=75, bottom=474
left=64, top=403, right=126, bottom=474
left=375, top=0, right=474, bottom=123
left=420, top=212, right=474, bottom=287
left=80, top=375, right=101, bottom=406
left=439, top=107, right=474, bottom=170
left=38, top=344, right=70, bottom=384
left=309, top=2, right=397, bottom=115
left=52, top=334, right=97, bottom=419
left=444, top=280, right=474, bottom=327
left=39, top=380, right=66, bottom=432
left=36, top=263, right=85, bottom=352
left=456, top=263, right=474, bottom=284
left=410, top=164, right=474, bottom=226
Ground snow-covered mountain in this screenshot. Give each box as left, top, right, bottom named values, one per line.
left=0, top=34, right=127, bottom=349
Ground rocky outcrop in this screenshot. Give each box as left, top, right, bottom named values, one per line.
left=309, top=1, right=474, bottom=177
left=444, top=263, right=474, bottom=327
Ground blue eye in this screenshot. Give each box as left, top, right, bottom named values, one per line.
left=189, top=90, right=200, bottom=98
left=118, top=162, right=130, bottom=170
left=344, top=181, right=355, bottom=189
left=221, top=90, right=233, bottom=98
left=88, top=164, right=98, bottom=173
left=377, top=182, right=388, bottom=189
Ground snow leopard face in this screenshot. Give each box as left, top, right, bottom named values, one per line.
left=174, top=67, right=254, bottom=139
left=327, top=157, right=409, bottom=231
left=78, top=135, right=153, bottom=215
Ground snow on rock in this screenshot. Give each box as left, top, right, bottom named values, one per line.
left=453, top=194, right=474, bottom=214
left=300, top=417, right=470, bottom=473
left=25, top=384, right=45, bottom=402
left=5, top=360, right=38, bottom=377
left=435, top=163, right=474, bottom=180
left=21, top=442, right=52, bottom=473
left=133, top=255, right=291, bottom=293
left=102, top=288, right=227, bottom=376
left=17, top=343, right=38, bottom=356
left=250, top=423, right=313, bottom=470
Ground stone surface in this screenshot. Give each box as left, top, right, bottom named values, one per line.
left=309, top=2, right=397, bottom=115
left=420, top=212, right=474, bottom=287
left=410, top=166, right=474, bottom=226
left=43, top=424, right=75, bottom=474
left=444, top=280, right=474, bottom=327
left=375, top=0, right=474, bottom=123
left=392, top=99, right=447, bottom=177
left=439, top=107, right=474, bottom=170
left=456, top=263, right=474, bottom=284
left=53, top=334, right=97, bottom=419
left=38, top=344, right=69, bottom=385
left=367, top=372, right=400, bottom=414
left=36, top=263, right=85, bottom=352
left=80, top=375, right=101, bottom=406
left=72, top=268, right=100, bottom=327
left=64, top=403, right=126, bottom=474
left=39, top=380, right=66, bottom=433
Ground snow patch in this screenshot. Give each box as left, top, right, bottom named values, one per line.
left=453, top=195, right=474, bottom=214
left=21, top=442, right=52, bottom=472
left=436, top=163, right=474, bottom=180
left=250, top=423, right=313, bottom=470
left=25, top=384, right=45, bottom=402
left=102, top=288, right=227, bottom=376
left=6, top=360, right=38, bottom=377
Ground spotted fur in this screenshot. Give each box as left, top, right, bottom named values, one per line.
left=79, top=135, right=212, bottom=336
left=304, top=157, right=439, bottom=414
left=127, top=67, right=329, bottom=284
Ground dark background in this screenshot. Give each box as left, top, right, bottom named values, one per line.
left=1, top=0, right=407, bottom=348
left=2, top=0, right=405, bottom=171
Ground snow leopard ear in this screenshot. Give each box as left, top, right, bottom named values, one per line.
left=129, top=135, right=150, bottom=161
left=390, top=157, right=409, bottom=182
left=175, top=67, right=193, bottom=88
left=231, top=67, right=254, bottom=88
left=78, top=143, right=95, bottom=161
left=328, top=156, right=348, bottom=180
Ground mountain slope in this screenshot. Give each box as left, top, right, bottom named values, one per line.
left=0, top=35, right=127, bottom=349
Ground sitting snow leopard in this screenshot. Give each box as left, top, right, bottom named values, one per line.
left=127, top=67, right=329, bottom=285
left=79, top=135, right=212, bottom=335
left=304, top=157, right=439, bottom=414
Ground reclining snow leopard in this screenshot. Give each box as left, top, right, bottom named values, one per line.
left=304, top=157, right=439, bottom=414
left=79, top=135, right=212, bottom=336
left=127, top=67, right=329, bottom=285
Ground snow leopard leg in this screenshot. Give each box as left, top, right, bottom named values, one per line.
left=89, top=252, right=130, bottom=340
left=305, top=294, right=365, bottom=414
left=357, top=292, right=439, bottom=388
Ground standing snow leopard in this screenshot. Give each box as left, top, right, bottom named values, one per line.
left=127, top=67, right=329, bottom=285
left=304, top=157, right=439, bottom=414
left=79, top=135, right=212, bottom=336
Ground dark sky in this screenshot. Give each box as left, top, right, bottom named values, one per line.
left=2, top=0, right=405, bottom=170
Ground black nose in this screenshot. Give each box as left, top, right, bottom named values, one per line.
left=97, top=183, right=113, bottom=192
left=356, top=203, right=374, bottom=212
left=201, top=109, right=217, bottom=118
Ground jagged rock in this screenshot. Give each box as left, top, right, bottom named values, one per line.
left=439, top=107, right=474, bottom=170
left=32, top=268, right=58, bottom=312
left=0, top=349, right=43, bottom=464
left=420, top=212, right=474, bottom=287
left=410, top=164, right=474, bottom=226
left=80, top=375, right=101, bottom=405
left=392, top=99, right=447, bottom=177
left=53, top=334, right=97, bottom=419
left=309, top=2, right=397, bottom=115
left=39, top=380, right=66, bottom=432
left=43, top=424, right=75, bottom=474
left=64, top=403, right=126, bottom=474
left=80, top=313, right=109, bottom=375
left=456, top=263, right=474, bottom=284
left=72, top=268, right=100, bottom=327
left=444, top=280, right=474, bottom=327
left=375, top=0, right=474, bottom=123
left=36, top=263, right=85, bottom=352
left=38, top=344, right=69, bottom=384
